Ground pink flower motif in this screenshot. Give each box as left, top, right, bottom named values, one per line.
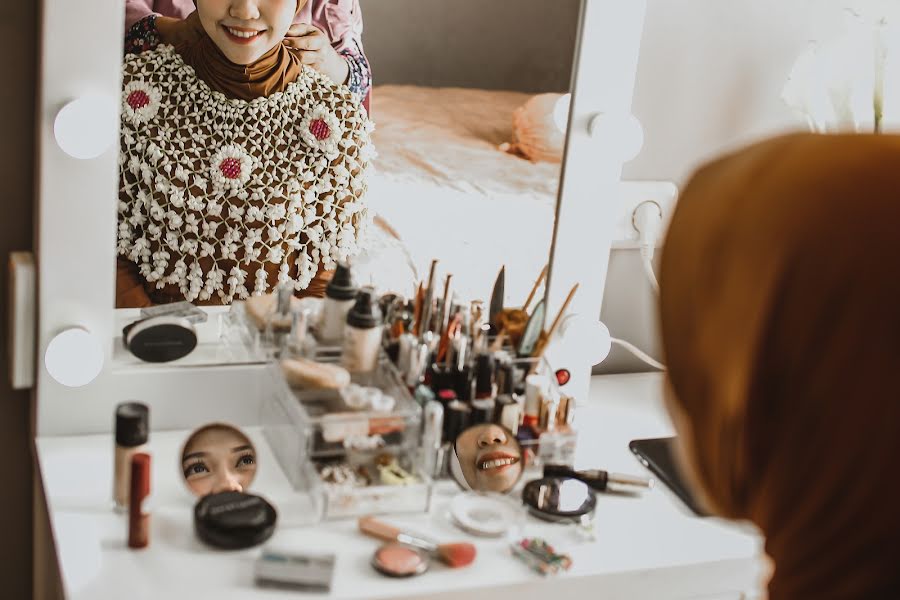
left=309, top=118, right=331, bottom=141
left=122, top=81, right=162, bottom=125
left=219, top=157, right=242, bottom=179
left=299, top=106, right=342, bottom=154
left=209, top=144, right=253, bottom=191
left=127, top=90, right=150, bottom=109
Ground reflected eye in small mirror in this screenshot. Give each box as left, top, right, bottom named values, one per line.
left=450, top=423, right=524, bottom=494
left=180, top=423, right=258, bottom=498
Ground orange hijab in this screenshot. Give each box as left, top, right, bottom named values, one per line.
left=659, top=133, right=900, bottom=599
left=175, top=1, right=306, bottom=100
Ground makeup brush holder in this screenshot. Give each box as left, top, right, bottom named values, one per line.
left=261, top=353, right=433, bottom=520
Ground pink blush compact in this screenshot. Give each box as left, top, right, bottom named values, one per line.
left=372, top=543, right=429, bottom=577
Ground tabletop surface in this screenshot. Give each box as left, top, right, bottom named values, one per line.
left=37, top=373, right=765, bottom=600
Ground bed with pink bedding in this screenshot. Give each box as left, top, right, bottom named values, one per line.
left=364, top=84, right=561, bottom=304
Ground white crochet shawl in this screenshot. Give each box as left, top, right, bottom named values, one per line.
left=117, top=45, right=374, bottom=302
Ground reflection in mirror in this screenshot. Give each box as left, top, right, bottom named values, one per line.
left=451, top=423, right=524, bottom=494
left=113, top=0, right=580, bottom=324
left=117, top=0, right=381, bottom=309
left=181, top=423, right=258, bottom=497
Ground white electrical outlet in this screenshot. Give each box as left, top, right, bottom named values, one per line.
left=610, top=180, right=678, bottom=248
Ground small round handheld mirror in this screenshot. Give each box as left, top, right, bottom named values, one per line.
left=181, top=423, right=258, bottom=498
left=450, top=423, right=524, bottom=495
left=521, top=477, right=597, bottom=523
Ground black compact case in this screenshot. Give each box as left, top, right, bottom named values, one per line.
left=194, top=491, right=278, bottom=550
left=521, top=477, right=597, bottom=523
left=123, top=315, right=197, bottom=362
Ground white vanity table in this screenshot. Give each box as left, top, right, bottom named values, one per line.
left=26, top=1, right=769, bottom=598
left=37, top=373, right=764, bottom=600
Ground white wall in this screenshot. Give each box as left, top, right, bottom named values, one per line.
left=625, top=0, right=855, bottom=184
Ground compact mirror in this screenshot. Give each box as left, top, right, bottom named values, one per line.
left=181, top=423, right=258, bottom=497
left=450, top=423, right=524, bottom=494
left=521, top=477, right=597, bottom=523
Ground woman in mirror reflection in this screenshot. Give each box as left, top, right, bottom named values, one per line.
left=181, top=423, right=258, bottom=496
left=116, top=0, right=375, bottom=307
left=660, top=133, right=900, bottom=598
left=454, top=423, right=523, bottom=494
left=125, top=0, right=371, bottom=108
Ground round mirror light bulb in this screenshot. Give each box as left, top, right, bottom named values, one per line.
left=45, top=327, right=104, bottom=387
left=555, top=315, right=612, bottom=366
left=588, top=113, right=644, bottom=162
left=553, top=94, right=572, bottom=133
left=54, top=95, right=118, bottom=159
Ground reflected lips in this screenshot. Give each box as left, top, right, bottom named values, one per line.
left=477, top=451, right=519, bottom=472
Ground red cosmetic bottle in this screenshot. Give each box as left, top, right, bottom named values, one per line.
left=128, top=452, right=151, bottom=549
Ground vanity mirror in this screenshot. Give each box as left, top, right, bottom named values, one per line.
left=36, top=0, right=646, bottom=440
left=112, top=0, right=578, bottom=311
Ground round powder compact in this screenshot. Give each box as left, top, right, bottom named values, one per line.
left=194, top=491, right=277, bottom=550
left=450, top=492, right=522, bottom=538
left=371, top=543, right=429, bottom=578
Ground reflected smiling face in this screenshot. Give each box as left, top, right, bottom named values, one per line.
left=455, top=424, right=523, bottom=494
left=196, top=0, right=301, bottom=65
left=181, top=424, right=258, bottom=497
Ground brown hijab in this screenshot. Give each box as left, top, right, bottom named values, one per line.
left=174, top=2, right=306, bottom=101
left=660, top=133, right=900, bottom=599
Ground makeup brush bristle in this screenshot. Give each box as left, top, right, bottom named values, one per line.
left=437, top=542, right=477, bottom=568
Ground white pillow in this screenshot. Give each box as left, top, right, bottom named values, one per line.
left=503, top=93, right=567, bottom=163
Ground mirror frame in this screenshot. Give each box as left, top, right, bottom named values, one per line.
left=34, top=0, right=647, bottom=435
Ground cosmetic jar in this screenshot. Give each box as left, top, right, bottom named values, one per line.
left=124, top=315, right=197, bottom=363
left=194, top=491, right=278, bottom=550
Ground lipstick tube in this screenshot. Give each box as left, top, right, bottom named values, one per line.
left=128, top=452, right=151, bottom=549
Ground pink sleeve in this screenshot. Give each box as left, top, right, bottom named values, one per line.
left=303, top=0, right=366, bottom=54
left=124, top=0, right=195, bottom=31
left=125, top=0, right=156, bottom=30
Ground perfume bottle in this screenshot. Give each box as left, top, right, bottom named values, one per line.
left=264, top=284, right=294, bottom=355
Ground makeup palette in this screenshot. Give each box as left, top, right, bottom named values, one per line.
left=371, top=543, right=430, bottom=578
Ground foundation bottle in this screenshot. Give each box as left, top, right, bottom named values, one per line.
left=318, top=263, right=358, bottom=343
left=342, top=289, right=383, bottom=373
left=114, top=402, right=149, bottom=511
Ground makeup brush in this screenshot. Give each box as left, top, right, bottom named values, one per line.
left=522, top=264, right=548, bottom=313
left=421, top=260, right=439, bottom=335
left=438, top=275, right=454, bottom=339
left=358, top=516, right=476, bottom=568
left=412, top=282, right=424, bottom=337
left=530, top=283, right=579, bottom=372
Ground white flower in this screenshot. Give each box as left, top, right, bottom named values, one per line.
left=783, top=10, right=900, bottom=133
left=209, top=144, right=254, bottom=191
left=122, top=81, right=162, bottom=125
left=299, top=106, right=344, bottom=154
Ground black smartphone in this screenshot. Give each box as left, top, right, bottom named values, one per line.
left=629, top=437, right=708, bottom=516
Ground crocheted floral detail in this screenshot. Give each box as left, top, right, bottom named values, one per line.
left=122, top=81, right=161, bottom=125
left=300, top=106, right=343, bottom=156
left=117, top=46, right=374, bottom=303
left=210, top=145, right=254, bottom=191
